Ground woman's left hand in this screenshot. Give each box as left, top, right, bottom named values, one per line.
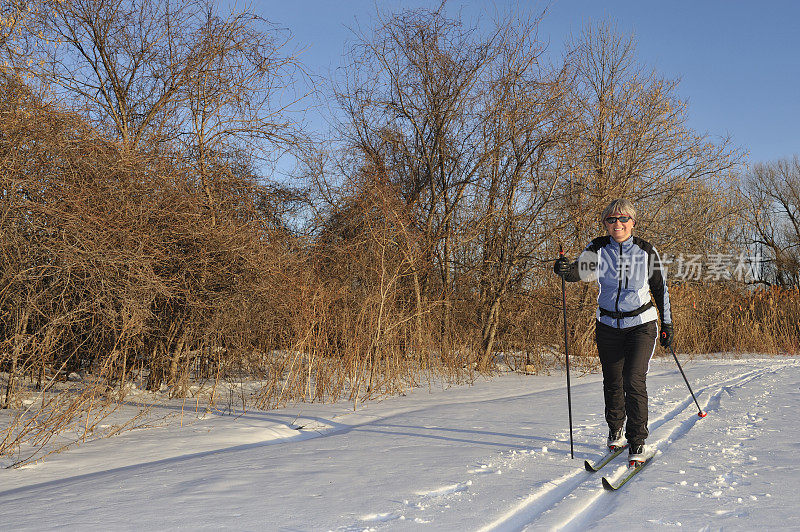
left=660, top=322, right=674, bottom=348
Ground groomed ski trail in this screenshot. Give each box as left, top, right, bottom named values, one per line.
left=477, top=363, right=785, bottom=532
left=1, top=358, right=795, bottom=531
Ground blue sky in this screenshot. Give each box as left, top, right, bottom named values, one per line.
left=254, top=0, right=800, bottom=165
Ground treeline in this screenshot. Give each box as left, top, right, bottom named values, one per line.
left=0, top=1, right=797, bottom=455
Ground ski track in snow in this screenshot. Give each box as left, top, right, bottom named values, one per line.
left=339, top=362, right=787, bottom=532
left=474, top=363, right=784, bottom=532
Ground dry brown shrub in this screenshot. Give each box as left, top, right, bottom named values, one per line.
left=291, top=170, right=468, bottom=409
left=0, top=73, right=300, bottom=460
left=670, top=284, right=800, bottom=356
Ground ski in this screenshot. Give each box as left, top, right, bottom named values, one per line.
left=601, top=456, right=654, bottom=490
left=584, top=445, right=628, bottom=472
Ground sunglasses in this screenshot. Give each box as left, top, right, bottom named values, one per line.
left=604, top=216, right=633, bottom=224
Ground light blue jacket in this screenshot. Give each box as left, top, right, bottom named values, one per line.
left=563, top=235, right=671, bottom=329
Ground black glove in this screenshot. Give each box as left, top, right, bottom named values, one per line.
left=553, top=256, right=570, bottom=278
left=660, top=322, right=674, bottom=348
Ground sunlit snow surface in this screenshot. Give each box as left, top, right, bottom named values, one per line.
left=1, top=356, right=797, bottom=531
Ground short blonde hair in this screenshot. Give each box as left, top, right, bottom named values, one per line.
left=601, top=198, right=636, bottom=222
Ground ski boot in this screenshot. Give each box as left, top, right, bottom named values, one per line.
left=628, top=443, right=646, bottom=467
left=607, top=428, right=625, bottom=451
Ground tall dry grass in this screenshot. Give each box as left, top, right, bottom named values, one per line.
left=670, top=284, right=800, bottom=356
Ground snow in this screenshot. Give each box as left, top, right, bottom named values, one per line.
left=1, top=355, right=798, bottom=531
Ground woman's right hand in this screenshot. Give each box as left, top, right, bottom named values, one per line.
left=554, top=257, right=570, bottom=277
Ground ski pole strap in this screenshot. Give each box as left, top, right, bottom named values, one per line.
left=598, top=301, right=653, bottom=320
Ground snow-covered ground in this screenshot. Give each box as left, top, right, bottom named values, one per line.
left=1, top=355, right=797, bottom=531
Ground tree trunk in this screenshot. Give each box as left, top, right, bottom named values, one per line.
left=4, top=303, right=31, bottom=408
left=478, top=297, right=502, bottom=370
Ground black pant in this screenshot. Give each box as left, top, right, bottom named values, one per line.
left=595, top=320, right=658, bottom=445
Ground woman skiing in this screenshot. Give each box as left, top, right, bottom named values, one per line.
left=553, top=198, right=673, bottom=464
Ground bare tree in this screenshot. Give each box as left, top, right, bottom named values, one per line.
left=333, top=7, right=576, bottom=365
left=15, top=0, right=198, bottom=149
left=740, top=156, right=800, bottom=287
left=334, top=8, right=501, bottom=346
left=181, top=6, right=306, bottom=225
left=561, top=21, right=743, bottom=251
left=12, top=0, right=305, bottom=160
left=464, top=17, right=573, bottom=370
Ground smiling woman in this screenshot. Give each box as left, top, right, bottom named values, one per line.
left=554, top=197, right=673, bottom=464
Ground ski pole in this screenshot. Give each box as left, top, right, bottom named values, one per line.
left=666, top=343, right=707, bottom=418
left=559, top=244, right=575, bottom=459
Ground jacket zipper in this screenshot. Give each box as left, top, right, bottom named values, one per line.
left=615, top=241, right=623, bottom=328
